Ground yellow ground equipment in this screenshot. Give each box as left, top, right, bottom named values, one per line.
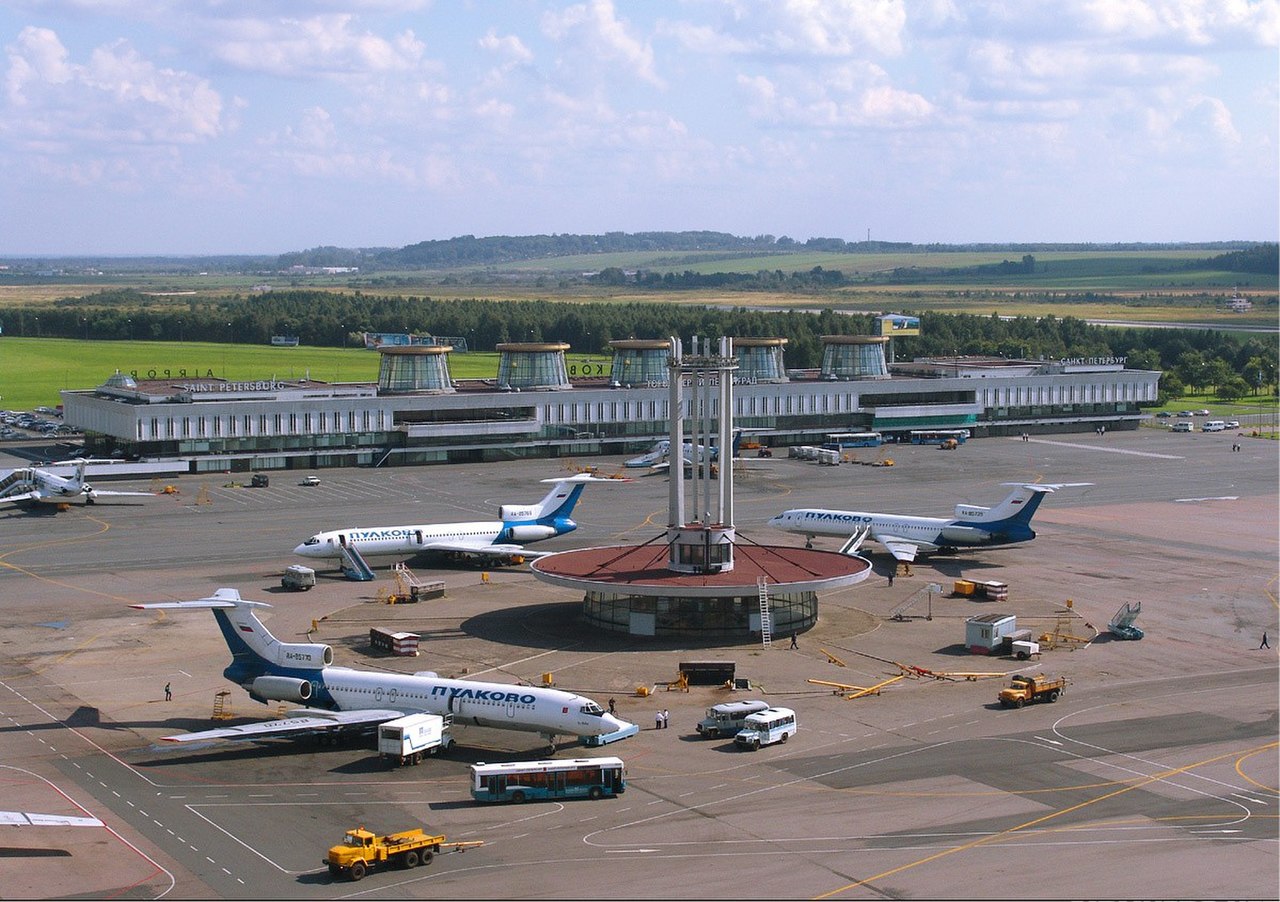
left=998, top=673, right=1067, bottom=708
left=324, top=826, right=482, bottom=882
left=807, top=675, right=905, bottom=699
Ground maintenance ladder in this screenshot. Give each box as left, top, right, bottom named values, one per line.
left=758, top=578, right=772, bottom=648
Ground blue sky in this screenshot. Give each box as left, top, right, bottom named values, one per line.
left=1, top=0, right=1276, bottom=255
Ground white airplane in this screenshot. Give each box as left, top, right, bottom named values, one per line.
left=131, top=589, right=635, bottom=753
left=0, top=458, right=154, bottom=508
left=767, top=483, right=1091, bottom=563
left=624, top=431, right=741, bottom=469
left=292, top=473, right=622, bottom=564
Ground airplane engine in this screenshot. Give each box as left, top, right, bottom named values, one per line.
left=273, top=642, right=333, bottom=669
left=250, top=675, right=313, bottom=703
left=498, top=504, right=537, bottom=520
left=938, top=525, right=995, bottom=545
left=506, top=524, right=558, bottom=542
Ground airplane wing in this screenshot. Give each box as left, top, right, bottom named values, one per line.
left=868, top=530, right=939, bottom=563
left=0, top=811, right=104, bottom=827
left=418, top=539, right=533, bottom=558
left=87, top=489, right=154, bottom=499
left=159, top=707, right=405, bottom=744
left=0, top=491, right=41, bottom=505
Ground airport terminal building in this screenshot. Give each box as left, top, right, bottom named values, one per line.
left=61, top=334, right=1159, bottom=473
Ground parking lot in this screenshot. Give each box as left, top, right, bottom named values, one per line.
left=0, top=428, right=1276, bottom=899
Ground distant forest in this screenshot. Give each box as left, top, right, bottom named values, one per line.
left=272, top=232, right=1277, bottom=276
left=11, top=289, right=1276, bottom=402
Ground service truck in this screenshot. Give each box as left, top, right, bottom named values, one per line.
left=378, top=713, right=453, bottom=766
left=325, top=827, right=444, bottom=881
left=998, top=673, right=1066, bottom=708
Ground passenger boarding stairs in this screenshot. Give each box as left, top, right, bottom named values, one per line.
left=339, top=543, right=375, bottom=582
left=837, top=524, right=872, bottom=556
left=0, top=469, right=34, bottom=500
left=1108, top=601, right=1144, bottom=640
left=889, top=583, right=943, bottom=621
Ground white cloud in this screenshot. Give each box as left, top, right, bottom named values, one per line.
left=207, top=14, right=426, bottom=78
left=542, top=0, right=663, bottom=87
left=737, top=62, right=932, bottom=128
left=3, top=26, right=224, bottom=146
left=666, top=0, right=910, bottom=57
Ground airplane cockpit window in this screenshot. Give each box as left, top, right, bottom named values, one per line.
left=301, top=537, right=320, bottom=546
left=580, top=702, right=604, bottom=716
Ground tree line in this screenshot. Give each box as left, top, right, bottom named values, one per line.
left=6, top=289, right=1275, bottom=401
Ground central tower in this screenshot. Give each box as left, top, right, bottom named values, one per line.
left=666, top=335, right=737, bottom=575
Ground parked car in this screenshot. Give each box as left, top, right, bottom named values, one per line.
left=1176, top=411, right=1194, bottom=418
left=1194, top=409, right=1211, bottom=416
left=300, top=475, right=321, bottom=486
left=1156, top=411, right=1172, bottom=418
left=1225, top=420, right=1240, bottom=429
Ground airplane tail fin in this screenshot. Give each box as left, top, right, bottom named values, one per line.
left=962, top=483, right=1091, bottom=526
left=131, top=589, right=332, bottom=685
left=131, top=589, right=275, bottom=671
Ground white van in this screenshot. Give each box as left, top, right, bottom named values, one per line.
left=734, top=707, right=797, bottom=750
left=1170, top=421, right=1193, bottom=433
left=1202, top=420, right=1226, bottom=432
left=696, top=700, right=769, bottom=738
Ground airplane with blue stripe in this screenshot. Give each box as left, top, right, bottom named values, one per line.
left=131, top=589, right=634, bottom=752
left=768, top=482, right=1091, bottom=563
left=293, top=473, right=622, bottom=564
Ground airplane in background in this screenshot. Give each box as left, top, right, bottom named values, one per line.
left=131, top=589, right=635, bottom=753
left=624, top=431, right=742, bottom=469
left=767, top=482, right=1091, bottom=563
left=293, top=473, right=623, bottom=564
left=0, top=458, right=154, bottom=509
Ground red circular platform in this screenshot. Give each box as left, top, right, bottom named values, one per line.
left=531, top=538, right=871, bottom=597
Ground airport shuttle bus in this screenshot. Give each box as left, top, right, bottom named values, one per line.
left=470, top=757, right=626, bottom=803
left=821, top=431, right=883, bottom=449
left=734, top=707, right=798, bottom=750
left=909, top=429, right=971, bottom=446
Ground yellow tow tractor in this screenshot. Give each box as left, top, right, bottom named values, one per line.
left=324, top=826, right=482, bottom=881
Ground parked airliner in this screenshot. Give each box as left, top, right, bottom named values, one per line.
left=293, top=473, right=621, bottom=564
left=624, top=431, right=741, bottom=469
left=0, top=458, right=153, bottom=509
left=768, top=483, right=1091, bottom=562
left=131, top=589, right=635, bottom=752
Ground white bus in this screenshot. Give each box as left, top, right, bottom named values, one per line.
left=696, top=700, right=770, bottom=738
left=734, top=707, right=798, bottom=750
left=470, top=757, right=626, bottom=803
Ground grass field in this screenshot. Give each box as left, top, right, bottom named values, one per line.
left=0, top=338, right=609, bottom=411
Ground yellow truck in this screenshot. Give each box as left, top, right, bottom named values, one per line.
left=325, top=827, right=445, bottom=881
left=997, top=673, right=1066, bottom=709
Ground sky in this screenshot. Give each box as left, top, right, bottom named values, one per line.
left=0, top=0, right=1276, bottom=256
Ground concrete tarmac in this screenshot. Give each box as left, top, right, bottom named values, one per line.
left=0, top=427, right=1276, bottom=900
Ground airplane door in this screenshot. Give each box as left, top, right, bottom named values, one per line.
left=415, top=530, right=424, bottom=546
left=507, top=700, right=517, bottom=719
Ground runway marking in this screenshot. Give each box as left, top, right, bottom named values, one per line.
left=1019, top=437, right=1183, bottom=459
left=1175, top=496, right=1239, bottom=503
left=811, top=739, right=1279, bottom=899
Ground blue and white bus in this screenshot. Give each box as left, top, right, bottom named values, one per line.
left=470, top=757, right=626, bottom=803
left=821, top=431, right=883, bottom=449
left=909, top=429, right=970, bottom=446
